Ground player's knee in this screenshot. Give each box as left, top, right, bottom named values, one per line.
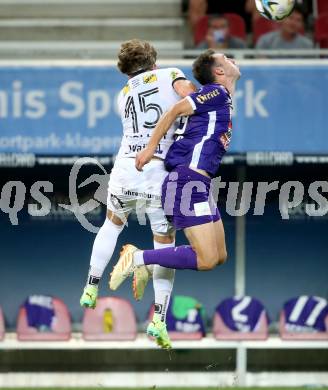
left=106, top=210, right=125, bottom=226
left=218, top=249, right=228, bottom=266
left=153, top=233, right=175, bottom=244
left=197, top=249, right=219, bottom=271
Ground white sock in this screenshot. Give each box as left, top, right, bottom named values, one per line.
left=87, top=218, right=124, bottom=286
left=152, top=240, right=175, bottom=323
left=133, top=250, right=145, bottom=266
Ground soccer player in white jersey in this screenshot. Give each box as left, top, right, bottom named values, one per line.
left=80, top=39, right=195, bottom=348
left=109, top=52, right=241, bottom=343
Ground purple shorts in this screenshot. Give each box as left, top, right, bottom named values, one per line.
left=162, top=166, right=221, bottom=230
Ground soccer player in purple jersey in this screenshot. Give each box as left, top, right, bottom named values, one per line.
left=109, top=50, right=240, bottom=344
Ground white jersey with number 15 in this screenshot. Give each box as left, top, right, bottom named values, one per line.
left=116, top=67, right=186, bottom=160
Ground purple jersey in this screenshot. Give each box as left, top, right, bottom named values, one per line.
left=283, top=296, right=328, bottom=333
left=165, top=83, right=232, bottom=177
left=216, top=296, right=269, bottom=332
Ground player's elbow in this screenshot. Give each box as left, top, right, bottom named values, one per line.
left=170, top=98, right=193, bottom=118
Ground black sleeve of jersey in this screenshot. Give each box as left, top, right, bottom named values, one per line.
left=171, top=77, right=187, bottom=87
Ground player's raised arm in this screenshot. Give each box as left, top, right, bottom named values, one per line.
left=135, top=98, right=194, bottom=171
left=173, top=79, right=197, bottom=97
left=170, top=67, right=197, bottom=97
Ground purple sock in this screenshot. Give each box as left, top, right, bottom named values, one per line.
left=143, top=245, right=198, bottom=270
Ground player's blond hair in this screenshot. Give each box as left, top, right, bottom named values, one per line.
left=117, top=39, right=157, bottom=76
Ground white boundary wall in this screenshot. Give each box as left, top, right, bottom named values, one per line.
left=1, top=334, right=328, bottom=387
left=1, top=372, right=328, bottom=388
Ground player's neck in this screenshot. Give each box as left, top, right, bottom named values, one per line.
left=128, top=65, right=157, bottom=79
left=214, top=77, right=233, bottom=96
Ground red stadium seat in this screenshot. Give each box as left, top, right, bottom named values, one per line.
left=82, top=297, right=137, bottom=341
left=213, top=296, right=269, bottom=340
left=17, top=297, right=71, bottom=341
left=194, top=13, right=246, bottom=45
left=315, top=14, right=328, bottom=48
left=253, top=17, right=279, bottom=44
left=0, top=307, right=5, bottom=340
left=224, top=13, right=247, bottom=40
left=279, top=296, right=328, bottom=340
left=168, top=330, right=203, bottom=340
left=280, top=311, right=328, bottom=340
left=213, top=310, right=269, bottom=340
left=254, top=14, right=305, bottom=44
left=316, top=0, right=328, bottom=17
left=194, top=15, right=209, bottom=45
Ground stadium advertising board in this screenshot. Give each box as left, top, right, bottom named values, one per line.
left=0, top=63, right=327, bottom=155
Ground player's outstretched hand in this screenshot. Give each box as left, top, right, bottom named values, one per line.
left=135, top=147, right=155, bottom=171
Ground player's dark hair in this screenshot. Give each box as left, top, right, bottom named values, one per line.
left=117, top=39, right=157, bottom=76
left=192, top=49, right=216, bottom=86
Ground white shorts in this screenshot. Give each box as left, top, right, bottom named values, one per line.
left=107, top=158, right=173, bottom=236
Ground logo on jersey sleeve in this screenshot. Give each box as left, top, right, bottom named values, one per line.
left=220, top=121, right=232, bottom=150
left=196, top=89, right=220, bottom=104
left=143, top=73, right=157, bottom=84
left=170, top=70, right=180, bottom=80
left=122, top=84, right=130, bottom=96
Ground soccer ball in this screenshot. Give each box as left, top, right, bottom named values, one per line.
left=255, top=0, right=296, bottom=21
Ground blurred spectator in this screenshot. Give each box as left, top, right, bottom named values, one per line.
left=197, top=15, right=246, bottom=49
left=188, top=0, right=248, bottom=30
left=256, top=7, right=313, bottom=49
left=298, top=0, right=312, bottom=18
left=245, top=0, right=261, bottom=24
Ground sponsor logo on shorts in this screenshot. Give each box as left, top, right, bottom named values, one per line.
left=194, top=201, right=211, bottom=216
left=122, top=189, right=161, bottom=201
